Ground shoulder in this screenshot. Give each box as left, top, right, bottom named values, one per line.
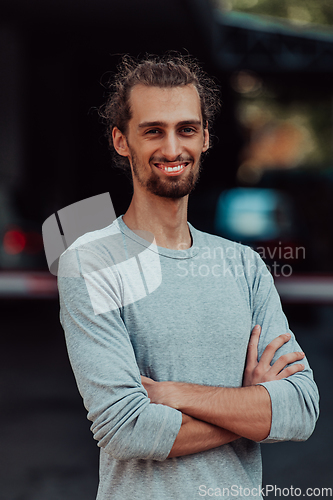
left=190, top=224, right=272, bottom=286
left=58, top=218, right=123, bottom=278
left=66, top=217, right=122, bottom=251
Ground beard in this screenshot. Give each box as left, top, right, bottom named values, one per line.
left=130, top=148, right=203, bottom=199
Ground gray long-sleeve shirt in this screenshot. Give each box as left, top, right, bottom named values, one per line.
left=58, top=216, right=319, bottom=499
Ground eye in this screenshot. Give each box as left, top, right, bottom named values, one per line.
left=180, top=127, right=196, bottom=134
left=145, top=129, right=161, bottom=135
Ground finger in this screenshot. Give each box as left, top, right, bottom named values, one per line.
left=141, top=375, right=154, bottom=385
left=245, top=325, right=261, bottom=369
left=275, top=363, right=305, bottom=380
left=260, top=333, right=292, bottom=367
left=269, top=351, right=305, bottom=376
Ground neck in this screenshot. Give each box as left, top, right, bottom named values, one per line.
left=123, top=191, right=191, bottom=250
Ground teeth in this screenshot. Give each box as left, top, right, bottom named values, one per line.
left=163, top=164, right=185, bottom=172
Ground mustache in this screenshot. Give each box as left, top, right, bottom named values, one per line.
left=150, top=155, right=194, bottom=164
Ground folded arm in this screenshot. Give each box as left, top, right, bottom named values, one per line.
left=58, top=246, right=183, bottom=461
left=143, top=326, right=307, bottom=448
left=168, top=414, right=239, bottom=458
left=144, top=252, right=319, bottom=451
left=159, top=253, right=318, bottom=447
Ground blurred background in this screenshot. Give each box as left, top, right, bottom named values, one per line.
left=0, top=0, right=332, bottom=498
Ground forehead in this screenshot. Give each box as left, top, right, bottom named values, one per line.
left=128, top=84, right=202, bottom=125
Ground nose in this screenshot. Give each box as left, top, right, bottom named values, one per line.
left=160, top=131, right=182, bottom=161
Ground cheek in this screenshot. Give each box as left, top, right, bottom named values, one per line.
left=194, top=142, right=206, bottom=157
left=129, top=142, right=151, bottom=160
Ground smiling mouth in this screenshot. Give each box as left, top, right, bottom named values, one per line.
left=154, top=163, right=190, bottom=176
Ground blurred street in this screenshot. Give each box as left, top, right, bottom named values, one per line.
left=0, top=299, right=332, bottom=499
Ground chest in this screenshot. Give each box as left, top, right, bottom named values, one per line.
left=122, top=258, right=253, bottom=387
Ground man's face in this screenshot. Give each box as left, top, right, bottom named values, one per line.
left=114, top=84, right=209, bottom=199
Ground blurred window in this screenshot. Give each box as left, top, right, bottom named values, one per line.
left=214, top=187, right=292, bottom=242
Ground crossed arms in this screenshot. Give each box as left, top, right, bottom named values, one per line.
left=142, top=325, right=306, bottom=458
left=59, top=244, right=320, bottom=462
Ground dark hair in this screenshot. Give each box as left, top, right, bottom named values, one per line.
left=99, top=53, right=221, bottom=173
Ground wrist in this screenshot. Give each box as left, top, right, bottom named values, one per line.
left=163, top=381, right=183, bottom=410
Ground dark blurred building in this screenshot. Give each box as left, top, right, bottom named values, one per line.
left=1, top=0, right=333, bottom=277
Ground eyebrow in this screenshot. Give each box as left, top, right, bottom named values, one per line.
left=138, top=120, right=203, bottom=129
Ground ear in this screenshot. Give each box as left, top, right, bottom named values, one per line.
left=202, top=123, right=209, bottom=153
left=112, top=127, right=130, bottom=157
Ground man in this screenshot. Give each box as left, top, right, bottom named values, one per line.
left=58, top=54, right=319, bottom=499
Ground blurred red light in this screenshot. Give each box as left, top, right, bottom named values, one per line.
left=3, top=229, right=26, bottom=255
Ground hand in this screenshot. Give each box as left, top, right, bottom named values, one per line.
left=141, top=375, right=157, bottom=398
left=141, top=376, right=180, bottom=408
left=243, top=325, right=305, bottom=387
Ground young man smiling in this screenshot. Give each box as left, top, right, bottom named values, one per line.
left=113, top=83, right=208, bottom=249
left=58, top=55, right=319, bottom=499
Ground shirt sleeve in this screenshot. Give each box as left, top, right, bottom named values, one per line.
left=57, top=243, right=182, bottom=461
left=244, top=249, right=320, bottom=443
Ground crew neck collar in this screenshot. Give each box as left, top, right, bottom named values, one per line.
left=117, top=215, right=199, bottom=260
